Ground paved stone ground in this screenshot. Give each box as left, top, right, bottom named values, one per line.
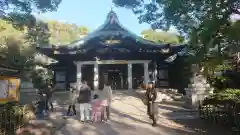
left=17, top=91, right=232, bottom=135
left=54, top=91, right=231, bottom=135
left=16, top=105, right=66, bottom=135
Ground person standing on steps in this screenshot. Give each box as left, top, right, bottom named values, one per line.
left=77, top=80, right=92, bottom=122
left=145, top=82, right=158, bottom=127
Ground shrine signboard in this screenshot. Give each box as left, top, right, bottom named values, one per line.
left=0, top=76, right=20, bottom=104
left=103, top=40, right=121, bottom=45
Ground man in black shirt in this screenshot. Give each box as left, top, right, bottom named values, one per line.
left=77, top=81, right=92, bottom=122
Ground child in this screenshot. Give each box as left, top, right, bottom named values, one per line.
left=35, top=93, right=46, bottom=118
left=91, top=94, right=104, bottom=122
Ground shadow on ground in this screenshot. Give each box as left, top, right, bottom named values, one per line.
left=16, top=90, right=233, bottom=135
left=118, top=90, right=233, bottom=135
left=157, top=102, right=232, bottom=135
left=56, top=110, right=201, bottom=135
left=16, top=105, right=67, bottom=135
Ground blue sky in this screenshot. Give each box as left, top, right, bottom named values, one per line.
left=38, top=0, right=150, bottom=35
left=37, top=0, right=240, bottom=36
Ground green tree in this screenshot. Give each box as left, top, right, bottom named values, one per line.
left=141, top=29, right=182, bottom=44
left=113, top=0, right=240, bottom=90
left=0, top=19, right=37, bottom=79
left=47, top=20, right=89, bottom=45
left=0, top=0, right=62, bottom=88
left=113, top=0, right=240, bottom=59
left=0, top=18, right=88, bottom=84
left=0, top=0, right=61, bottom=28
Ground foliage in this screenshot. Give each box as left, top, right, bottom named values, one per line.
left=225, top=20, right=240, bottom=54
left=113, top=0, right=240, bottom=33
left=0, top=103, right=26, bottom=135
left=31, top=67, right=53, bottom=89
left=0, top=18, right=88, bottom=88
left=0, top=0, right=61, bottom=13
left=0, top=0, right=62, bottom=29
left=0, top=19, right=35, bottom=74
left=141, top=29, right=183, bottom=44
left=204, top=89, right=240, bottom=105
left=47, top=20, right=89, bottom=45
left=113, top=0, right=240, bottom=72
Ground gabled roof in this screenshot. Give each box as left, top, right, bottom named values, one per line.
left=37, top=10, right=187, bottom=59
left=54, top=10, right=174, bottom=49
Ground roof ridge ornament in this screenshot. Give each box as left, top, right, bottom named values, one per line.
left=110, top=15, right=115, bottom=24
left=108, top=8, right=117, bottom=24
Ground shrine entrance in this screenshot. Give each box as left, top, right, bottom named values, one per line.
left=99, top=64, right=127, bottom=90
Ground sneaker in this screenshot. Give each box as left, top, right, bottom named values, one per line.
left=69, top=112, right=74, bottom=116
left=65, top=113, right=70, bottom=116
left=152, top=123, right=157, bottom=127
left=86, top=120, right=92, bottom=123
left=80, top=120, right=85, bottom=123
left=103, top=120, right=110, bottom=123
left=103, top=119, right=110, bottom=122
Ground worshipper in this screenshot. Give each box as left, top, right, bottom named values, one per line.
left=45, top=84, right=54, bottom=112
left=145, top=82, right=158, bottom=127
left=100, top=83, right=112, bottom=121
left=35, top=92, right=46, bottom=118
left=77, top=80, right=92, bottom=122
left=66, top=83, right=77, bottom=116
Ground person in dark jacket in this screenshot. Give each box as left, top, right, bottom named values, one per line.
left=35, top=93, right=46, bottom=118
left=45, top=84, right=54, bottom=112
left=145, top=82, right=158, bottom=127
left=77, top=81, right=92, bottom=122
left=67, top=84, right=77, bottom=116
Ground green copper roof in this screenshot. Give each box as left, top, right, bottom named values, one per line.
left=63, top=10, right=166, bottom=49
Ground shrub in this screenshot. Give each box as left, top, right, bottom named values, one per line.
left=0, top=103, right=30, bottom=134
left=203, top=89, right=240, bottom=105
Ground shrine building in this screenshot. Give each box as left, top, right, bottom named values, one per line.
left=37, top=10, right=187, bottom=90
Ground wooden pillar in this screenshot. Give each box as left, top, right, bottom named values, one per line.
left=127, top=63, right=132, bottom=89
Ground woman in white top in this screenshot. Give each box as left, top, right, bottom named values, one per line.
left=99, top=83, right=112, bottom=120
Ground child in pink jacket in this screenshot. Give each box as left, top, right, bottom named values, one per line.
left=91, top=94, right=105, bottom=122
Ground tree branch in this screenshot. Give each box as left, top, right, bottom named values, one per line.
left=233, top=9, right=240, bottom=15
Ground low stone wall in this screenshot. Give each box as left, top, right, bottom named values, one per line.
left=20, top=92, right=38, bottom=105
left=20, top=88, right=38, bottom=105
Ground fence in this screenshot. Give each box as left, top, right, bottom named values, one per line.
left=0, top=104, right=28, bottom=135
left=199, top=103, right=240, bottom=134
